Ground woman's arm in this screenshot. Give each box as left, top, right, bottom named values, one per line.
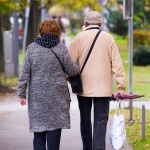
left=18, top=48, right=31, bottom=100
left=62, top=46, right=79, bottom=76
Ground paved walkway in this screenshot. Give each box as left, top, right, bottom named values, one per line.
left=1, top=83, right=149, bottom=150
left=0, top=85, right=138, bottom=150
left=0, top=91, right=148, bottom=150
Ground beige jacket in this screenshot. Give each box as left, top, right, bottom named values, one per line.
left=69, top=25, right=126, bottom=97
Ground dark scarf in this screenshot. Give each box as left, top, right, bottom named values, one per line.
left=35, top=34, right=60, bottom=48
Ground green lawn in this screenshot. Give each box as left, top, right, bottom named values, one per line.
left=19, top=53, right=25, bottom=66
left=0, top=53, right=24, bottom=88
left=0, top=74, right=18, bottom=88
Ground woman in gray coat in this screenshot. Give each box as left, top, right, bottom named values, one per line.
left=18, top=19, right=79, bottom=150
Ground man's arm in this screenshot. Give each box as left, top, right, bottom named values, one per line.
left=69, top=40, right=79, bottom=63
left=111, top=41, right=126, bottom=94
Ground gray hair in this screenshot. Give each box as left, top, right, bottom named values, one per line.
left=86, top=22, right=101, bottom=27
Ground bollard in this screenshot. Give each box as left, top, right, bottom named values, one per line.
left=142, top=105, right=145, bottom=139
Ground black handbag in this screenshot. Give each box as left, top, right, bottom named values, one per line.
left=70, top=29, right=101, bottom=93
left=70, top=74, right=82, bottom=93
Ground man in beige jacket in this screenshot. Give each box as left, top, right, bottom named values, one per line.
left=69, top=11, right=126, bottom=150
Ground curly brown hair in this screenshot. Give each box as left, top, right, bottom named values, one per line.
left=38, top=19, right=61, bottom=37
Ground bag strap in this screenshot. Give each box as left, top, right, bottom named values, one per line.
left=115, top=100, right=125, bottom=115
left=80, top=30, right=101, bottom=74
left=50, top=48, right=65, bottom=72
left=51, top=29, right=101, bottom=74
left=50, top=48, right=71, bottom=101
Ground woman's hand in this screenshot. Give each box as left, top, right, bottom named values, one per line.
left=18, top=98, right=26, bottom=106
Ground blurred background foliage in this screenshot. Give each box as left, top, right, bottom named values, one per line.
left=133, top=30, right=150, bottom=49
left=106, top=10, right=128, bottom=36
left=106, top=0, right=150, bottom=36
left=0, top=0, right=28, bottom=14
left=0, top=0, right=28, bottom=76
left=46, top=0, right=101, bottom=12
left=133, top=45, right=150, bottom=66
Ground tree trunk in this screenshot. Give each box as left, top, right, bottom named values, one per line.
left=2, top=14, right=11, bottom=30
left=27, top=0, right=40, bottom=46
left=0, top=15, right=4, bottom=86
left=0, top=15, right=4, bottom=74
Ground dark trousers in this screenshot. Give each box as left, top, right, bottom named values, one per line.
left=33, top=129, right=62, bottom=150
left=77, top=96, right=110, bottom=150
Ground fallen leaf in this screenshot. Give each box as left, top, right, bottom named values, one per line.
left=144, top=144, right=150, bottom=148
left=6, top=93, right=9, bottom=96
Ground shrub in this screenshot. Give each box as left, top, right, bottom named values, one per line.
left=106, top=10, right=128, bottom=36
left=133, top=45, right=150, bottom=66
left=133, top=30, right=150, bottom=49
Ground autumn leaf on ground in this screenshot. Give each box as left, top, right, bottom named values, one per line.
left=144, top=144, right=150, bottom=148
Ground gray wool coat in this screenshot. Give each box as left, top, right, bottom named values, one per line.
left=18, top=42, right=79, bottom=132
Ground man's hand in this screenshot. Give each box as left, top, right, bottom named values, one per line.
left=18, top=98, right=26, bottom=106
left=114, top=92, right=122, bottom=101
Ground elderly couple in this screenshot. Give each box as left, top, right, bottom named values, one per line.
left=18, top=11, right=126, bottom=150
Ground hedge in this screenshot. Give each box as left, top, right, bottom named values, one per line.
left=133, top=30, right=150, bottom=49
left=133, top=45, right=150, bottom=66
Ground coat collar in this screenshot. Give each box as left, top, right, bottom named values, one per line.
left=84, top=25, right=100, bottom=31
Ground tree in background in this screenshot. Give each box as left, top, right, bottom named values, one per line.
left=134, top=0, right=150, bottom=29
left=106, top=10, right=128, bottom=36
left=0, top=15, right=4, bottom=79
left=0, top=0, right=16, bottom=78
left=106, top=0, right=128, bottom=36
left=144, top=0, right=150, bottom=28
left=27, top=0, right=40, bottom=45
left=106, top=0, right=150, bottom=36
left=0, top=0, right=27, bottom=85
left=55, top=0, right=100, bottom=12
left=48, top=0, right=102, bottom=33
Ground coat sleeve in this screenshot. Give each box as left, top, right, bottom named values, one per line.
left=68, top=40, right=79, bottom=63
left=62, top=45, right=79, bottom=76
left=18, top=48, right=31, bottom=99
left=110, top=36, right=126, bottom=94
